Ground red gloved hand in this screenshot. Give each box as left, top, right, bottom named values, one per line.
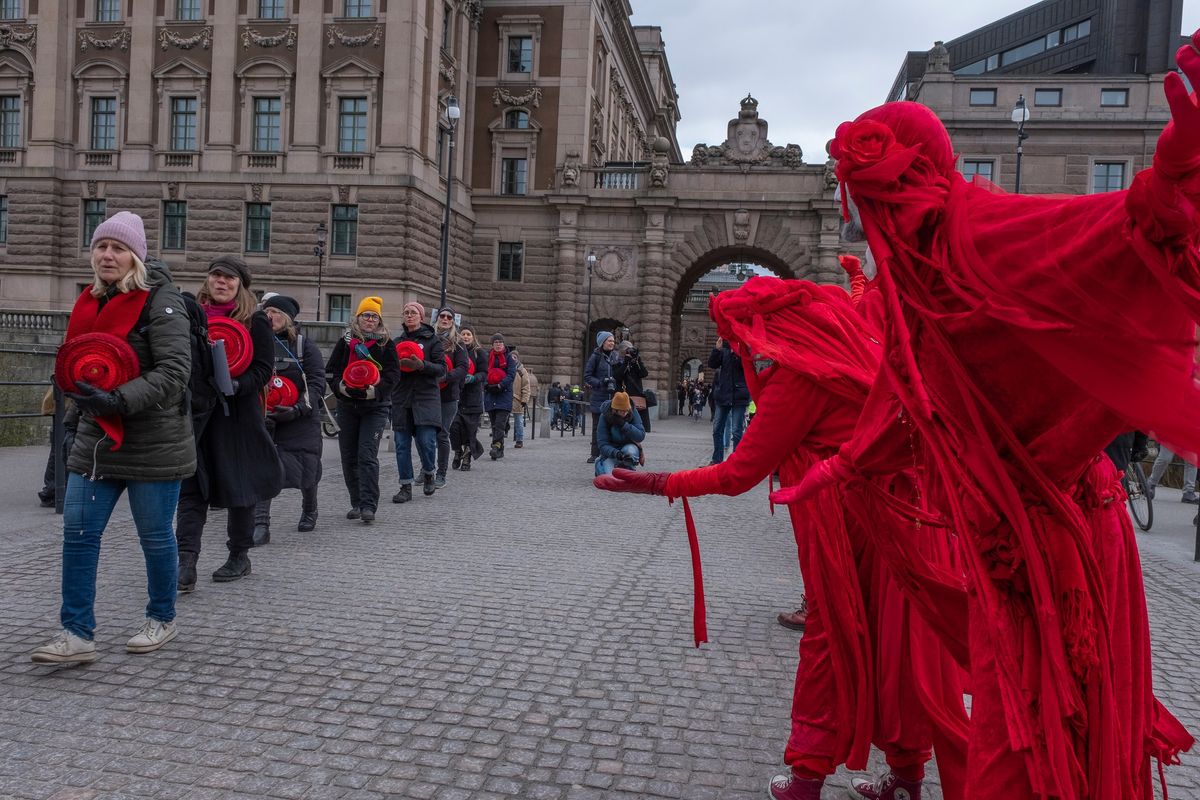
left=1155, top=31, right=1200, bottom=179
left=593, top=468, right=671, bottom=495
left=769, top=456, right=851, bottom=505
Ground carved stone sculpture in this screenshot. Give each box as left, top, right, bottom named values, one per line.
left=561, top=151, right=582, bottom=188
left=688, top=95, right=804, bottom=169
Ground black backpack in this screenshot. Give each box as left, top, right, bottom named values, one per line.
left=135, top=283, right=215, bottom=418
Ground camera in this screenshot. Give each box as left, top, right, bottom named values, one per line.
left=625, top=347, right=639, bottom=359
left=603, top=377, right=617, bottom=392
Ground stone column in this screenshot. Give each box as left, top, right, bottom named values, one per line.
left=549, top=198, right=586, bottom=385
left=288, top=0, right=324, bottom=172
left=205, top=0, right=239, bottom=171
left=27, top=0, right=71, bottom=169
left=379, top=0, right=423, bottom=160
left=635, top=198, right=675, bottom=400
left=121, top=0, right=155, bottom=170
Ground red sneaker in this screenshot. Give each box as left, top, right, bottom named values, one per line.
left=847, top=771, right=922, bottom=800
left=769, top=771, right=824, bottom=800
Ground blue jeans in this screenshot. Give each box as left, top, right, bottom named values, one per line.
left=596, top=443, right=640, bottom=476
left=395, top=422, right=438, bottom=483
left=60, top=472, right=180, bottom=640
left=513, top=411, right=526, bottom=442
left=711, top=404, right=747, bottom=463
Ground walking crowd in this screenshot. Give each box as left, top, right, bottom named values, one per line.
left=33, top=209, right=542, bottom=664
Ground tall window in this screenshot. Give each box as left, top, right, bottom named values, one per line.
left=501, top=157, right=527, bottom=196
left=257, top=0, right=285, bottom=18
left=82, top=199, right=107, bottom=246
left=328, top=294, right=351, bottom=324
left=961, top=159, right=994, bottom=183
left=441, top=4, right=453, bottom=50
left=245, top=202, right=271, bottom=253
left=1092, top=162, right=1126, bottom=193
left=169, top=97, right=197, bottom=151
left=504, top=109, right=529, bottom=129
left=162, top=201, right=187, bottom=251
left=0, top=95, right=20, bottom=148
left=90, top=97, right=117, bottom=150
left=507, top=36, right=533, bottom=73
left=0, top=1, right=21, bottom=20
left=344, top=0, right=372, bottom=17
left=95, top=0, right=120, bottom=21
left=252, top=97, right=281, bottom=151
left=331, top=205, right=358, bottom=256
left=337, top=97, right=367, bottom=153
left=175, top=0, right=201, bottom=20
left=497, top=242, right=523, bottom=281
left=0, top=195, right=8, bottom=245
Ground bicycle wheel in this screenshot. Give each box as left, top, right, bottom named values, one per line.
left=322, top=421, right=338, bottom=439
left=1126, top=462, right=1153, bottom=532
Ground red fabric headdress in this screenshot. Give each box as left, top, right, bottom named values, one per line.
left=265, top=375, right=299, bottom=410
left=206, top=318, right=253, bottom=377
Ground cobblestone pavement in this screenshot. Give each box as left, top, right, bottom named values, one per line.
left=1, top=417, right=1197, bottom=799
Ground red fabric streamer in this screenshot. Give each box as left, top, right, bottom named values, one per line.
left=395, top=339, right=424, bottom=371
left=679, top=497, right=707, bottom=648
left=342, top=360, right=380, bottom=389
left=206, top=317, right=253, bottom=377
left=486, top=350, right=508, bottom=385
left=57, top=288, right=147, bottom=450
left=265, top=375, right=299, bottom=410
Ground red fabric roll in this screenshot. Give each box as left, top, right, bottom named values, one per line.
left=342, top=360, right=380, bottom=389
left=486, top=367, right=506, bottom=385
left=207, top=317, right=253, bottom=377
left=395, top=339, right=424, bottom=371
left=55, top=332, right=140, bottom=394
left=265, top=375, right=299, bottom=410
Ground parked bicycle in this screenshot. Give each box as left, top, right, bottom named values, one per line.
left=1123, top=460, right=1153, bottom=532
left=320, top=390, right=339, bottom=439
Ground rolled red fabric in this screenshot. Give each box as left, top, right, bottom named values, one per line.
left=207, top=317, right=253, bottom=377
left=265, top=375, right=299, bottom=410
left=486, top=367, right=506, bottom=385
left=395, top=339, right=424, bottom=371
left=342, top=360, right=380, bottom=389
left=55, top=332, right=140, bottom=394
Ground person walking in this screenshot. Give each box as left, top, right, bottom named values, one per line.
left=433, top=307, right=468, bottom=487
left=32, top=212, right=195, bottom=663
left=254, top=294, right=325, bottom=542
left=547, top=381, right=564, bottom=429
left=325, top=296, right=400, bottom=523
left=584, top=331, right=619, bottom=463
left=593, top=391, right=646, bottom=476
left=450, top=325, right=487, bottom=471
left=175, top=256, right=283, bottom=589
left=614, top=340, right=651, bottom=432
left=509, top=348, right=531, bottom=448
left=1145, top=443, right=1198, bottom=502
left=390, top=301, right=446, bottom=503
left=707, top=337, right=750, bottom=464
left=483, top=333, right=517, bottom=459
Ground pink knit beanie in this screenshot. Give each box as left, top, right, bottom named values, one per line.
left=90, top=211, right=148, bottom=261
left=404, top=301, right=426, bottom=320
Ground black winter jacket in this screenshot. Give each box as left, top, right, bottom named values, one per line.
left=708, top=342, right=750, bottom=407
left=325, top=333, right=401, bottom=408
left=390, top=323, right=446, bottom=430
left=457, top=347, right=488, bottom=415
left=268, top=333, right=325, bottom=490
left=439, top=340, right=469, bottom=403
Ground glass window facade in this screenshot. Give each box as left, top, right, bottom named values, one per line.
left=498, top=242, right=523, bottom=282
left=1034, top=88, right=1062, bottom=106
left=95, top=0, right=119, bottom=21
left=961, top=159, right=995, bottom=183
left=245, top=202, right=271, bottom=253
left=82, top=199, right=107, bottom=246
left=337, top=97, right=367, bottom=153
left=331, top=205, right=358, bottom=256
left=175, top=0, right=201, bottom=20
left=501, top=158, right=527, bottom=195
left=504, top=110, right=529, bottom=129
left=1100, top=88, right=1129, bottom=106
left=507, top=36, right=533, bottom=73
left=0, top=1, right=22, bottom=20
left=968, top=88, right=997, bottom=106
left=162, top=201, right=187, bottom=251
left=1092, top=162, right=1126, bottom=193
left=257, top=0, right=285, bottom=19
left=253, top=97, right=281, bottom=151
left=169, top=97, right=197, bottom=150
left=328, top=294, right=351, bottom=324
left=344, top=0, right=371, bottom=17
left=90, top=97, right=117, bottom=150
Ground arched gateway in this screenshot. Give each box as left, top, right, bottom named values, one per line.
left=486, top=97, right=847, bottom=404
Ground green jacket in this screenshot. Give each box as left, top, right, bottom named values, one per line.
left=67, top=263, right=196, bottom=481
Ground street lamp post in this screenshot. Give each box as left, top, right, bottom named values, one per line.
left=585, top=251, right=596, bottom=364
left=1012, top=94, right=1030, bottom=194
left=313, top=221, right=327, bottom=321
left=438, top=95, right=461, bottom=309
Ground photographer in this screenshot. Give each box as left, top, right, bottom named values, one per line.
left=594, top=392, right=645, bottom=477
left=584, top=331, right=619, bottom=463
left=614, top=340, right=651, bottom=432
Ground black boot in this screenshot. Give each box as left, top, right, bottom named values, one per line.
left=252, top=501, right=270, bottom=546
left=423, top=472, right=436, bottom=496
left=212, top=551, right=251, bottom=583
left=252, top=524, right=270, bottom=547
left=392, top=484, right=412, bottom=504
left=490, top=441, right=502, bottom=460
left=452, top=449, right=464, bottom=470
left=460, top=451, right=472, bottom=471
left=177, top=552, right=198, bottom=594
left=298, top=488, right=318, bottom=532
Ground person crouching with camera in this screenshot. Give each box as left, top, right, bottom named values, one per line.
left=594, top=391, right=645, bottom=477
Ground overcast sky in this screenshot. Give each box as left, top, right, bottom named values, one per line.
left=630, top=1, right=1200, bottom=162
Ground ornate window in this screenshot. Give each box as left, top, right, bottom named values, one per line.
left=154, top=59, right=208, bottom=168
left=507, top=37, right=532, bottom=74
left=504, top=109, right=529, bottom=129
left=169, top=97, right=197, bottom=150
left=343, top=0, right=372, bottom=17
left=337, top=98, right=367, bottom=153
left=495, top=16, right=542, bottom=82
left=90, top=97, right=117, bottom=149
left=237, top=58, right=293, bottom=168
left=253, top=97, right=281, bottom=151
left=257, top=0, right=285, bottom=19
left=489, top=105, right=540, bottom=197
left=245, top=202, right=271, bottom=253
left=0, top=1, right=21, bottom=20
left=162, top=201, right=187, bottom=251
left=95, top=0, right=120, bottom=22
left=74, top=60, right=126, bottom=167
left=501, top=157, right=527, bottom=195
left=0, top=95, right=19, bottom=148
left=175, top=0, right=201, bottom=20
left=321, top=57, right=380, bottom=168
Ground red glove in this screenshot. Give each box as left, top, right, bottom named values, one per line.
left=1155, top=31, right=1200, bottom=180
left=593, top=468, right=671, bottom=495
left=769, top=456, right=851, bottom=505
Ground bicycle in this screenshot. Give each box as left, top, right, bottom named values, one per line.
left=320, top=391, right=339, bottom=439
left=1122, top=460, right=1153, bottom=532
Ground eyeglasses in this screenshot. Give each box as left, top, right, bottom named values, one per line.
left=359, top=313, right=381, bottom=321
left=402, top=309, right=421, bottom=316
left=438, top=313, right=454, bottom=320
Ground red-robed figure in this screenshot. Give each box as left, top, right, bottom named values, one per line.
left=596, top=271, right=969, bottom=800
left=779, top=31, right=1200, bottom=800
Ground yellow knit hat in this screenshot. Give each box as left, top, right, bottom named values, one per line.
left=355, top=296, right=383, bottom=318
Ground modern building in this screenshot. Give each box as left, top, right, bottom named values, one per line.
left=887, top=0, right=1186, bottom=196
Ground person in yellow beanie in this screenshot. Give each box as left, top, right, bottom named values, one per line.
left=355, top=296, right=383, bottom=319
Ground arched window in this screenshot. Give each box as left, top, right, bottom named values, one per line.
left=504, top=109, right=529, bottom=129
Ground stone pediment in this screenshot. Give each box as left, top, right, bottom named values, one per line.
left=688, top=94, right=803, bottom=169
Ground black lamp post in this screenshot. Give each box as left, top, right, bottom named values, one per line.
left=585, top=251, right=596, bottom=362
left=1012, top=94, right=1030, bottom=194
left=313, top=221, right=327, bottom=321
left=438, top=95, right=461, bottom=309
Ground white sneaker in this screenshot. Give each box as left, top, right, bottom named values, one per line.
left=126, top=618, right=177, bottom=654
left=31, top=629, right=98, bottom=664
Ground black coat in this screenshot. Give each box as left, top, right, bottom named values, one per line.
left=439, top=339, right=469, bottom=403
left=195, top=311, right=284, bottom=508
left=708, top=343, right=750, bottom=407
left=457, top=347, right=488, bottom=414
left=325, top=332, right=401, bottom=408
left=390, top=323, right=446, bottom=430
left=269, top=333, right=325, bottom=490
